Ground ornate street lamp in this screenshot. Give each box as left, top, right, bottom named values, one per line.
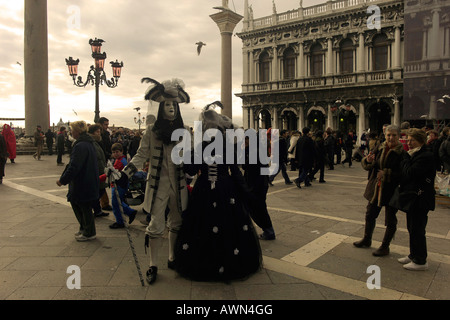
left=65, top=38, right=123, bottom=123
left=133, top=107, right=146, bottom=132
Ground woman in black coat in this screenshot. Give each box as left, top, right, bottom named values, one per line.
left=57, top=121, right=99, bottom=242
left=392, top=128, right=435, bottom=271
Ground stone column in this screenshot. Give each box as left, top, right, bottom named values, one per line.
left=430, top=9, right=441, bottom=59
left=249, top=107, right=255, bottom=129
left=327, top=38, right=333, bottom=75
left=272, top=106, right=278, bottom=129
left=210, top=8, right=243, bottom=119
left=394, top=26, right=401, bottom=68
left=24, top=0, right=49, bottom=134
left=327, top=103, right=333, bottom=129
left=358, top=101, right=365, bottom=143
left=357, top=32, right=365, bottom=72
left=298, top=42, right=304, bottom=78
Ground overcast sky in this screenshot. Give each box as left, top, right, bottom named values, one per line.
left=0, top=0, right=323, bottom=130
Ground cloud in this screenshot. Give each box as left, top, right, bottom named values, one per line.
left=0, top=0, right=323, bottom=130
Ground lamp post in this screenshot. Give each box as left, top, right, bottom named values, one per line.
left=65, top=38, right=123, bottom=123
left=133, top=107, right=146, bottom=132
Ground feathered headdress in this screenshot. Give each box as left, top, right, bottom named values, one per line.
left=141, top=78, right=190, bottom=104
left=199, top=101, right=235, bottom=132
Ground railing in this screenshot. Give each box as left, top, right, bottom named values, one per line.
left=250, top=0, right=385, bottom=30
left=241, top=69, right=400, bottom=93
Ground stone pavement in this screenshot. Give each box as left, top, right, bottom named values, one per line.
left=0, top=154, right=449, bottom=302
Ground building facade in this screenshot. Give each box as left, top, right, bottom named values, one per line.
left=237, top=0, right=405, bottom=139
left=403, top=0, right=450, bottom=130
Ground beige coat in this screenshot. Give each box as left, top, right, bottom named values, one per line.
left=127, top=124, right=190, bottom=216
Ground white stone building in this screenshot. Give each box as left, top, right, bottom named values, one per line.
left=236, top=0, right=405, bottom=138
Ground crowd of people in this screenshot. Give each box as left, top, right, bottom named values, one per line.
left=1, top=89, right=450, bottom=283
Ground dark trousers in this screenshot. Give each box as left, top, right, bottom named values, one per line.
left=297, top=164, right=312, bottom=185
left=269, top=162, right=291, bottom=183
left=92, top=188, right=106, bottom=214
left=310, top=161, right=325, bottom=181
left=248, top=184, right=273, bottom=231
left=365, top=202, right=398, bottom=228
left=406, top=208, right=429, bottom=265
left=342, top=148, right=353, bottom=166
left=0, top=157, right=6, bottom=178
left=57, top=149, right=64, bottom=164
left=71, top=201, right=96, bottom=237
left=47, top=142, right=54, bottom=155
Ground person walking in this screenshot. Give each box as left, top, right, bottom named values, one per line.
left=56, top=127, right=66, bottom=166
left=353, top=125, right=406, bottom=256
left=324, top=127, right=335, bottom=170
left=97, top=117, right=113, bottom=211
left=269, top=129, right=293, bottom=186
left=287, top=131, right=300, bottom=171
left=294, top=127, right=316, bottom=188
left=392, top=128, right=436, bottom=271
left=309, top=130, right=326, bottom=183
left=56, top=121, right=99, bottom=242
left=342, top=130, right=356, bottom=167
left=33, top=125, right=44, bottom=160
left=1, top=124, right=16, bottom=163
left=0, top=132, right=7, bottom=184
left=45, top=128, right=55, bottom=155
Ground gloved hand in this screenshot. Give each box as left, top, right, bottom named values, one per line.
left=117, top=171, right=129, bottom=189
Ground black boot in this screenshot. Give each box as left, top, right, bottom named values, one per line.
left=146, top=266, right=158, bottom=284
left=353, top=220, right=375, bottom=248
left=372, top=227, right=396, bottom=256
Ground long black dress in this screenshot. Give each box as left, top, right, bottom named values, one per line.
left=174, top=163, right=262, bottom=282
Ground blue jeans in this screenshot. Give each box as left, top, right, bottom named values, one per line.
left=112, top=186, right=134, bottom=225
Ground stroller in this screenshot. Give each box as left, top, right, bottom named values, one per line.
left=125, top=171, right=147, bottom=206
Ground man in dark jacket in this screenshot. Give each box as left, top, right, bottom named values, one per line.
left=45, top=129, right=55, bottom=155
left=57, top=121, right=99, bottom=242
left=324, top=127, right=335, bottom=170
left=294, top=127, right=316, bottom=188
left=269, top=130, right=293, bottom=185
left=56, top=127, right=66, bottom=166
left=97, top=117, right=113, bottom=210
left=342, top=130, right=356, bottom=167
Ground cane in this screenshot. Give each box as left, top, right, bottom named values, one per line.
left=108, top=165, right=145, bottom=287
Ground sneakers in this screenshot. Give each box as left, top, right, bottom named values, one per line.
left=397, top=256, right=412, bottom=264
left=398, top=256, right=428, bottom=270
left=75, top=234, right=96, bottom=242
left=403, top=261, right=428, bottom=271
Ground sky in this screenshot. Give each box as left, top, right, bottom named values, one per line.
left=0, top=0, right=324, bottom=130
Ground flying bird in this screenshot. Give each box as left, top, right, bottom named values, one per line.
left=72, top=109, right=78, bottom=116
left=16, top=61, right=21, bottom=66
left=196, top=42, right=206, bottom=55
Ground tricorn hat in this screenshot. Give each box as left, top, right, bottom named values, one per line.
left=141, top=78, right=190, bottom=104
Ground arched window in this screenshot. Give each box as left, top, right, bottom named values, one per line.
left=310, top=43, right=323, bottom=76
left=340, top=39, right=354, bottom=73
left=259, top=51, right=271, bottom=83
left=283, top=47, right=296, bottom=79
left=372, top=34, right=389, bottom=71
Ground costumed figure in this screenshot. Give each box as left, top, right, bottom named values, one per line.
left=174, top=102, right=262, bottom=282
left=2, top=124, right=16, bottom=163
left=121, top=78, right=191, bottom=284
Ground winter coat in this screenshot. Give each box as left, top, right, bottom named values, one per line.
left=57, top=132, right=66, bottom=152
left=59, top=133, right=99, bottom=203
left=361, top=141, right=406, bottom=207
left=89, top=133, right=107, bottom=190
left=287, top=134, right=300, bottom=160
left=2, top=124, right=16, bottom=160
left=295, top=135, right=316, bottom=168
left=0, top=134, right=8, bottom=159
left=394, top=147, right=436, bottom=212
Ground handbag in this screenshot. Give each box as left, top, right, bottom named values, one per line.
left=389, top=186, right=419, bottom=213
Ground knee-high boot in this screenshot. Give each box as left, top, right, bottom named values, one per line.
left=372, top=226, right=396, bottom=256
left=353, top=219, right=376, bottom=248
